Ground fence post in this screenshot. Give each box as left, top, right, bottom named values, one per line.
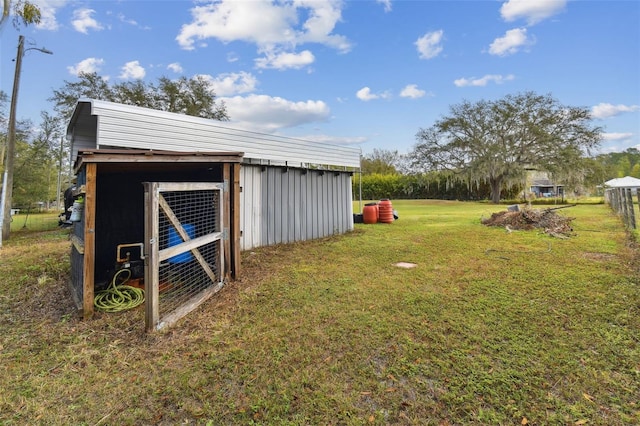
left=637, top=190, right=640, bottom=222
left=620, top=188, right=628, bottom=227
left=626, top=188, right=636, bottom=229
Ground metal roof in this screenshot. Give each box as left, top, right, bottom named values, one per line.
left=66, top=99, right=361, bottom=169
left=604, top=176, right=640, bottom=188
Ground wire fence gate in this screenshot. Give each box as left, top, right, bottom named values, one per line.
left=144, top=182, right=225, bottom=331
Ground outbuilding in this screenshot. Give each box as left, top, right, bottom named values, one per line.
left=66, top=99, right=361, bottom=330
left=604, top=176, right=640, bottom=193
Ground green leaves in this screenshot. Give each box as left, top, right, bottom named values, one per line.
left=411, top=92, right=603, bottom=202
left=48, top=72, right=229, bottom=123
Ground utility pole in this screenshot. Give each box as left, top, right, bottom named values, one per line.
left=0, top=35, right=52, bottom=246
left=56, top=136, right=64, bottom=214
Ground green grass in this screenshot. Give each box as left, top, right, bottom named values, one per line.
left=8, top=211, right=61, bottom=232
left=0, top=200, right=638, bottom=425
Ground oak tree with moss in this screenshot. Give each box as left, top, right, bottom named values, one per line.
left=410, top=92, right=602, bottom=203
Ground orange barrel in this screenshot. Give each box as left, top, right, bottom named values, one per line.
left=378, top=199, right=394, bottom=223
left=362, top=202, right=379, bottom=224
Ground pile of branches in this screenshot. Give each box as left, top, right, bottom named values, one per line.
left=481, top=205, right=576, bottom=238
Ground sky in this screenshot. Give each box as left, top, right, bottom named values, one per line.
left=0, top=0, right=639, bottom=157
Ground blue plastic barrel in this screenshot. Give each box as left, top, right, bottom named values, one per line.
left=167, top=223, right=195, bottom=263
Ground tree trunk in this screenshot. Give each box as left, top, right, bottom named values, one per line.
left=489, top=177, right=502, bottom=204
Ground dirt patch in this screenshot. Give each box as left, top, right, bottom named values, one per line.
left=481, top=206, right=575, bottom=238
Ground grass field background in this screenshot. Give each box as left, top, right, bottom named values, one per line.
left=0, top=200, right=638, bottom=425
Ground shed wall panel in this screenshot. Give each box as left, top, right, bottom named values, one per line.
left=239, top=165, right=354, bottom=250
left=239, top=166, right=262, bottom=250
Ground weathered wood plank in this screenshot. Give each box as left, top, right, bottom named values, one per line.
left=231, top=163, right=241, bottom=278
left=144, top=182, right=160, bottom=331
left=158, top=231, right=222, bottom=262
left=82, top=163, right=97, bottom=319
left=155, top=281, right=224, bottom=331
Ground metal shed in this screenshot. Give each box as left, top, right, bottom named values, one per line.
left=66, top=99, right=360, bottom=329
left=68, top=99, right=361, bottom=250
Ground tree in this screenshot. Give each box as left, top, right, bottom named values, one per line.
left=1, top=0, right=41, bottom=30
left=410, top=92, right=602, bottom=203
left=616, top=156, right=632, bottom=178
left=361, top=148, right=400, bottom=175
left=12, top=112, right=61, bottom=208
left=49, top=72, right=229, bottom=122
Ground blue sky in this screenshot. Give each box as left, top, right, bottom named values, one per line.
left=1, top=0, right=639, bottom=156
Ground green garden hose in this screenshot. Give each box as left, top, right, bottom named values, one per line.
left=94, top=268, right=145, bottom=312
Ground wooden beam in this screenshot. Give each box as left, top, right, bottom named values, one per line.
left=231, top=163, right=241, bottom=278
left=70, top=234, right=84, bottom=254
left=223, top=163, right=232, bottom=282
left=143, top=182, right=160, bottom=331
left=159, top=231, right=222, bottom=262
left=74, top=150, right=243, bottom=173
left=82, top=163, right=97, bottom=319
left=155, top=281, right=224, bottom=331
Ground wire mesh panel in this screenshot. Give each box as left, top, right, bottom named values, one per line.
left=144, top=182, right=225, bottom=330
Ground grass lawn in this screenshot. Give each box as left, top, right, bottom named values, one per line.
left=0, top=200, right=638, bottom=425
left=8, top=211, right=61, bottom=233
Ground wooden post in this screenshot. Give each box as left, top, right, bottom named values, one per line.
left=143, top=182, right=160, bottom=331
left=82, top=163, right=97, bottom=319
left=627, top=188, right=636, bottom=229
left=617, top=188, right=624, bottom=223
left=222, top=164, right=232, bottom=282
left=231, top=163, right=241, bottom=278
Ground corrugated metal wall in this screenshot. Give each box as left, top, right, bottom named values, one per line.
left=240, top=165, right=354, bottom=250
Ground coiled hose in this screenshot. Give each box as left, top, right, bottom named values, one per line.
left=94, top=268, right=145, bottom=312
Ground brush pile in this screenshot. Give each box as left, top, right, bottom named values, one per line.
left=482, top=205, right=576, bottom=238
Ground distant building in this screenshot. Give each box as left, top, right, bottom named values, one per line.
left=528, top=171, right=564, bottom=198
left=604, top=176, right=640, bottom=197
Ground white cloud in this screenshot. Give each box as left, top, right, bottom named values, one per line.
left=500, top=0, right=567, bottom=25
left=602, top=132, right=634, bottom=141
left=33, top=0, right=69, bottom=31
left=255, top=50, right=315, bottom=70
left=399, top=84, right=427, bottom=99
left=356, top=87, right=377, bottom=101
left=199, top=72, right=258, bottom=96
left=377, top=0, right=392, bottom=13
left=356, top=87, right=390, bottom=101
left=454, top=74, right=515, bottom=87
left=592, top=103, right=640, bottom=119
left=489, top=28, right=534, bottom=56
left=415, top=30, right=444, bottom=59
left=222, top=94, right=330, bottom=132
left=298, top=134, right=367, bottom=145
left=167, top=63, right=183, bottom=74
left=119, top=61, right=145, bottom=79
left=67, top=57, right=105, bottom=76
left=116, top=12, right=148, bottom=29
left=176, top=0, right=351, bottom=54
left=72, top=8, right=104, bottom=34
